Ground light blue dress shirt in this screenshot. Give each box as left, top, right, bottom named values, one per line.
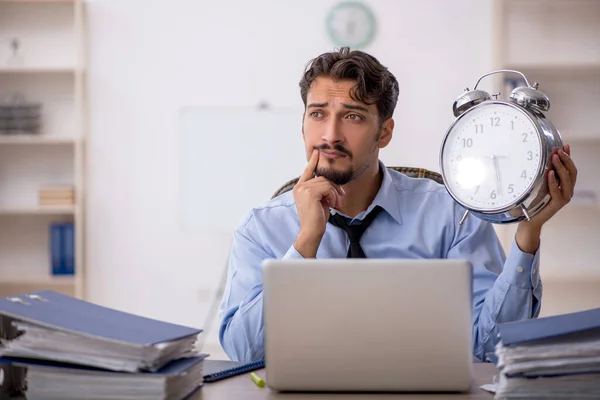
left=219, top=162, right=542, bottom=362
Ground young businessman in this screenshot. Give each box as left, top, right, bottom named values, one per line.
left=218, top=47, right=578, bottom=362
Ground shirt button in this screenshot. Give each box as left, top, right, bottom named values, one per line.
left=517, top=266, right=524, bottom=273
left=532, top=268, right=536, bottom=274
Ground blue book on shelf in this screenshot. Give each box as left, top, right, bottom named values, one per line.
left=49, top=223, right=75, bottom=275
left=62, top=223, right=75, bottom=275
left=49, top=223, right=63, bottom=275
left=0, top=290, right=202, bottom=347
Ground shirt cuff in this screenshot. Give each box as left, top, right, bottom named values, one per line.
left=282, top=244, right=305, bottom=260
left=501, top=235, right=541, bottom=289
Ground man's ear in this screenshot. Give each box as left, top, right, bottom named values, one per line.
left=378, top=118, right=394, bottom=148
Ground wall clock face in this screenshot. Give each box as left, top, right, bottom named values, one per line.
left=326, top=1, right=376, bottom=49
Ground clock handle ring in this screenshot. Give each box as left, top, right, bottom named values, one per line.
left=473, top=69, right=530, bottom=90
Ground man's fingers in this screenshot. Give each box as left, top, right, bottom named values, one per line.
left=559, top=146, right=577, bottom=188
left=302, top=181, right=342, bottom=207
left=326, top=191, right=339, bottom=209
left=552, top=153, right=572, bottom=199
left=315, top=186, right=338, bottom=209
left=314, top=180, right=344, bottom=196
left=311, top=181, right=340, bottom=202
left=298, top=149, right=319, bottom=183
left=333, top=183, right=345, bottom=196
left=311, top=176, right=345, bottom=196
left=547, top=170, right=562, bottom=204
left=301, top=176, right=345, bottom=196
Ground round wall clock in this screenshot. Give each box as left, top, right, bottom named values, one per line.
left=326, top=1, right=377, bottom=49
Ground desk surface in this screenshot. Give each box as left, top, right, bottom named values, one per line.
left=198, top=363, right=497, bottom=399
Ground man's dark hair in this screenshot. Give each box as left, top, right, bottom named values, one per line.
left=299, top=47, right=399, bottom=124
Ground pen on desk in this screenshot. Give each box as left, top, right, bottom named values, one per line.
left=250, top=372, right=265, bottom=388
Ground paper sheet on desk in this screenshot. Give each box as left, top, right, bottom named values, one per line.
left=480, top=383, right=497, bottom=393
left=480, top=371, right=498, bottom=394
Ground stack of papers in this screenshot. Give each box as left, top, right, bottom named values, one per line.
left=0, top=290, right=206, bottom=399
left=494, top=307, right=600, bottom=399
left=3, top=356, right=207, bottom=400
left=1, top=320, right=198, bottom=372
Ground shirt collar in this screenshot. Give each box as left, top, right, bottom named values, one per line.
left=369, top=160, right=403, bottom=225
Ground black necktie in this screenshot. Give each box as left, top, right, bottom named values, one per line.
left=328, top=206, right=382, bottom=258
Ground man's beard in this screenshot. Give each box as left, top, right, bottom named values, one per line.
left=312, top=126, right=380, bottom=186
left=315, top=164, right=355, bottom=185
left=313, top=143, right=355, bottom=185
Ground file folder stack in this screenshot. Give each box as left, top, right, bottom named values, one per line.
left=0, top=290, right=207, bottom=400
left=494, top=307, right=600, bottom=399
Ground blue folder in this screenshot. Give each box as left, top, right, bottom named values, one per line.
left=0, top=290, right=202, bottom=346
left=498, top=307, right=600, bottom=346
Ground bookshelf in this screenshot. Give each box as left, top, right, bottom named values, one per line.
left=492, top=0, right=600, bottom=285
left=0, top=0, right=85, bottom=299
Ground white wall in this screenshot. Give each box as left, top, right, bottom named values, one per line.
left=84, top=0, right=494, bottom=358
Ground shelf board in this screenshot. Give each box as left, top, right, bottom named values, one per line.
left=0, top=67, right=76, bottom=74
left=0, top=275, right=75, bottom=286
left=0, top=206, right=75, bottom=215
left=0, top=135, right=78, bottom=145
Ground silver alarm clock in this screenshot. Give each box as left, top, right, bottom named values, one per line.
left=439, top=70, right=563, bottom=225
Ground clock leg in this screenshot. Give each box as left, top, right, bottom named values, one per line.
left=459, top=209, right=470, bottom=225
left=520, top=204, right=532, bottom=221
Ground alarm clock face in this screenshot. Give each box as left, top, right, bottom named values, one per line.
left=441, top=102, right=543, bottom=212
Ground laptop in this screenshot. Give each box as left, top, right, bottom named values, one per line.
left=262, top=258, right=473, bottom=392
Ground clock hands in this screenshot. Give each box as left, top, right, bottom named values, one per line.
left=491, top=155, right=502, bottom=196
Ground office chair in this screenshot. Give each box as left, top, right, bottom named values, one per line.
left=271, top=166, right=444, bottom=199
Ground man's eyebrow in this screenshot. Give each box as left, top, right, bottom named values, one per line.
left=342, top=103, right=368, bottom=112
left=306, top=102, right=369, bottom=112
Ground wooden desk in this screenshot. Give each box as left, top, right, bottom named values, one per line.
left=198, top=363, right=497, bottom=399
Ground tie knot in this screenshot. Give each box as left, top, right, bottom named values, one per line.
left=328, top=206, right=382, bottom=244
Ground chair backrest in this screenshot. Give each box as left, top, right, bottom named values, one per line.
left=271, top=166, right=443, bottom=199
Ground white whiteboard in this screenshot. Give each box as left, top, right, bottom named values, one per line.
left=180, top=106, right=307, bottom=232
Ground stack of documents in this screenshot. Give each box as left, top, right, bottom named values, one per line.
left=0, top=290, right=207, bottom=400
left=38, top=185, right=75, bottom=207
left=2, top=356, right=206, bottom=400
left=494, top=307, right=600, bottom=399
